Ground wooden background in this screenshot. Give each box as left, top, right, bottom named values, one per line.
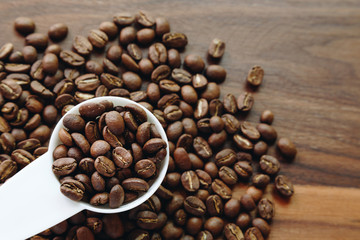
left=0, top=0, right=359, bottom=239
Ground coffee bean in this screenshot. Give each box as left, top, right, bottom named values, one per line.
left=99, top=21, right=118, bottom=39
left=194, top=98, right=208, bottom=120
left=277, top=137, right=297, bottom=159
left=122, top=178, right=149, bottom=192
left=244, top=227, right=264, bottom=240
left=91, top=171, right=106, bottom=192
left=90, top=193, right=109, bottom=206
left=197, top=230, right=214, bottom=240
left=234, top=161, right=253, bottom=179
left=119, top=26, right=137, bottom=46
left=260, top=110, right=274, bottom=124
left=223, top=198, right=241, bottom=219
left=222, top=114, right=240, bottom=134
left=206, top=195, right=223, bottom=216
left=52, top=157, right=77, bottom=176
left=90, top=140, right=110, bottom=158
left=162, top=32, right=188, bottom=49
left=88, top=29, right=108, bottom=48
left=224, top=223, right=244, bottom=240
left=113, top=12, right=135, bottom=26
left=204, top=216, right=224, bottom=236
left=161, top=221, right=183, bottom=240
left=258, top=198, right=274, bottom=220
left=109, top=184, right=125, bottom=208
left=236, top=212, right=251, bottom=230
left=45, top=44, right=62, bottom=56
left=0, top=43, right=14, bottom=60
left=76, top=226, right=94, bottom=240
left=184, top=54, right=205, bottom=73
left=143, top=138, right=166, bottom=154
left=237, top=92, right=254, bottom=112
left=211, top=179, right=232, bottom=199
left=275, top=175, right=294, bottom=197
left=247, top=66, right=264, bottom=87
left=73, top=36, right=93, bottom=56
left=219, top=166, right=238, bottom=185
left=195, top=169, right=212, bottom=188
left=135, top=159, right=156, bottom=178
left=95, top=156, right=116, bottom=177
left=167, top=48, right=181, bottom=68
left=105, top=110, right=125, bottom=136
left=102, top=214, right=124, bottom=238
left=63, top=113, right=85, bottom=132
left=136, top=28, right=155, bottom=45
left=253, top=141, right=268, bottom=157
left=181, top=170, right=200, bottom=192
left=112, top=146, right=133, bottom=168
left=174, top=147, right=191, bottom=171
left=14, top=17, right=35, bottom=35
left=246, top=186, right=263, bottom=202
left=137, top=211, right=159, bottom=230
left=60, top=50, right=85, bottom=67
left=25, top=33, right=48, bottom=49
left=148, top=43, right=167, bottom=65
left=100, top=73, right=123, bottom=89
left=0, top=79, right=22, bottom=100
left=233, top=134, right=253, bottom=151
left=48, top=23, right=68, bottom=42
left=192, top=74, right=208, bottom=90
left=86, top=217, right=103, bottom=234
left=209, top=99, right=224, bottom=116
left=11, top=150, right=33, bottom=169
left=139, top=58, right=154, bottom=76
left=8, top=51, right=24, bottom=63
left=193, top=136, right=212, bottom=159
left=240, top=193, right=256, bottom=212
left=208, top=38, right=225, bottom=58
left=256, top=123, right=277, bottom=143
left=60, top=179, right=85, bottom=201
left=159, top=79, right=180, bottom=93
left=0, top=159, right=17, bottom=182
left=252, top=174, right=270, bottom=189
left=259, top=155, right=280, bottom=175
left=206, top=65, right=227, bottom=83
left=252, top=218, right=270, bottom=238
left=151, top=64, right=171, bottom=83
left=136, top=10, right=155, bottom=27
left=5, top=63, right=30, bottom=73
left=184, top=196, right=206, bottom=216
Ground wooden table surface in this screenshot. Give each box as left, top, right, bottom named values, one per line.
left=0, top=0, right=360, bottom=239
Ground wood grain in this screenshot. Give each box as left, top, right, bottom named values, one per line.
left=0, top=0, right=359, bottom=239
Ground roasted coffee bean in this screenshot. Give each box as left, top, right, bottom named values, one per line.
left=197, top=230, right=214, bottom=240
left=136, top=122, right=151, bottom=146
left=102, top=126, right=124, bottom=148
left=244, top=227, right=264, bottom=240
left=224, top=223, right=244, bottom=240
left=21, top=46, right=37, bottom=64
left=194, top=98, right=208, bottom=120
left=165, top=172, right=181, bottom=188
left=99, top=21, right=118, bottom=39
left=48, top=23, right=68, bottom=41
left=164, top=105, right=182, bottom=121
left=9, top=108, right=29, bottom=127
left=30, top=81, right=53, bottom=98
left=52, top=157, right=77, bottom=176
left=106, top=45, right=122, bottom=62
left=172, top=68, right=191, bottom=85
left=95, top=156, right=116, bottom=177
left=5, top=63, right=30, bottom=73
left=45, top=44, right=62, bottom=55
left=204, top=162, right=218, bottom=179
left=113, top=12, right=135, bottom=26
left=11, top=128, right=27, bottom=142
left=92, top=171, right=106, bottom=192
left=236, top=213, right=251, bottom=230
left=258, top=198, right=274, bottom=220
left=184, top=54, right=205, bottom=73
left=185, top=217, right=203, bottom=236
left=208, top=38, right=225, bottom=58
left=176, top=133, right=193, bottom=151
left=192, top=74, right=208, bottom=90
left=211, top=179, right=232, bottom=199
left=161, top=221, right=183, bottom=240
left=275, top=175, right=294, bottom=197
left=0, top=43, right=13, bottom=60
left=247, top=66, right=264, bottom=87
left=139, top=58, right=154, bottom=76
left=74, top=73, right=100, bottom=92
left=174, top=147, right=191, bottom=171
left=60, top=50, right=85, bottom=67
left=105, top=110, right=125, bottom=135
left=88, top=29, right=108, bottom=48
left=197, top=118, right=211, bottom=134
left=79, top=102, right=105, bottom=120
left=86, top=217, right=103, bottom=234
left=119, top=26, right=137, bottom=45
left=136, top=10, right=155, bottom=27
left=206, top=65, right=227, bottom=83
left=0, top=79, right=22, bottom=100
left=256, top=123, right=277, bottom=143
left=159, top=79, right=180, bottom=93
left=122, top=71, right=142, bottom=91
left=184, top=196, right=206, bottom=216
left=204, top=216, right=224, bottom=236
left=9, top=51, right=23, bottom=63
left=103, top=58, right=119, bottom=75
left=127, top=43, right=142, bottom=61
left=75, top=173, right=94, bottom=194
left=219, top=166, right=238, bottom=185
left=102, top=213, right=124, bottom=238
left=112, top=146, right=133, bottom=168
left=222, top=114, right=240, bottom=134
left=109, top=184, right=125, bottom=208
left=195, top=169, right=212, bottom=188
left=148, top=43, right=167, bottom=65
left=0, top=132, right=15, bottom=154
left=206, top=195, right=223, bottom=216
left=181, top=170, right=200, bottom=192
left=60, top=179, right=85, bottom=201
left=234, top=161, right=253, bottom=179
left=122, top=178, right=149, bottom=192
left=1, top=102, right=18, bottom=121
left=67, top=147, right=84, bottom=162
left=25, top=33, right=48, bottom=49
left=53, top=145, right=68, bottom=160
left=277, top=137, right=297, bottom=159
left=259, top=155, right=280, bottom=175
left=157, top=93, right=180, bottom=110
left=224, top=198, right=241, bottom=219
left=14, top=17, right=35, bottom=35
left=79, top=158, right=95, bottom=174
left=233, top=134, right=253, bottom=151
left=84, top=121, right=100, bottom=144
left=174, top=209, right=187, bottom=226
left=201, top=82, right=220, bottom=101
left=11, top=149, right=34, bottom=168
left=136, top=28, right=155, bottom=45
left=90, top=140, right=110, bottom=158
left=246, top=186, right=263, bottom=202
left=90, top=193, right=109, bottom=206
left=253, top=141, right=268, bottom=157
left=63, top=113, right=85, bottom=132
left=131, top=91, right=147, bottom=102
left=260, top=110, right=274, bottom=124
left=100, top=73, right=123, bottom=89
left=73, top=36, right=93, bottom=55
left=137, top=211, right=158, bottom=230
left=29, top=125, right=51, bottom=143
left=76, top=226, right=95, bottom=240
left=7, top=73, right=31, bottom=86
left=237, top=92, right=254, bottom=112
left=193, top=136, right=212, bottom=159
left=135, top=159, right=156, bottom=178
left=16, top=138, right=40, bottom=152
left=252, top=174, right=270, bottom=189
left=151, top=64, right=171, bottom=83
left=0, top=160, right=17, bottom=182
left=240, top=193, right=256, bottom=212
left=223, top=94, right=238, bottom=114
left=162, top=32, right=188, bottom=48
left=252, top=218, right=270, bottom=238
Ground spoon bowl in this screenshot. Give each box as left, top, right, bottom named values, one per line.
left=0, top=96, right=169, bottom=239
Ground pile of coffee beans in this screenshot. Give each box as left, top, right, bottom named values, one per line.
left=0, top=10, right=298, bottom=240
left=53, top=100, right=167, bottom=207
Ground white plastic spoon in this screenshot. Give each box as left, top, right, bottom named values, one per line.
left=0, top=96, right=169, bottom=240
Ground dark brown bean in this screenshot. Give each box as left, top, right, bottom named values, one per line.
left=109, top=184, right=125, bottom=208
left=247, top=66, right=264, bottom=87
left=206, top=195, right=223, bottom=216
left=184, top=196, right=206, bottom=216
left=208, top=38, right=225, bottom=58
left=14, top=17, right=35, bottom=35
left=135, top=159, right=156, bottom=178
left=258, top=198, right=275, bottom=220
left=237, top=92, right=254, bottom=112
left=260, top=110, right=274, bottom=124
left=181, top=170, right=200, bottom=192
left=275, top=175, right=294, bottom=197
left=259, top=155, right=280, bottom=175
left=162, top=32, right=188, bottom=49
left=211, top=179, right=232, bottom=200
left=52, top=157, right=77, bottom=176
left=277, top=137, right=297, bottom=159
left=25, top=33, right=48, bottom=49
left=122, top=178, right=149, bottom=192
left=60, top=179, right=85, bottom=201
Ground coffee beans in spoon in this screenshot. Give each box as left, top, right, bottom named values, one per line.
left=52, top=101, right=167, bottom=208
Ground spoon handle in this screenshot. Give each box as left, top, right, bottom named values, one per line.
left=0, top=152, right=83, bottom=240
